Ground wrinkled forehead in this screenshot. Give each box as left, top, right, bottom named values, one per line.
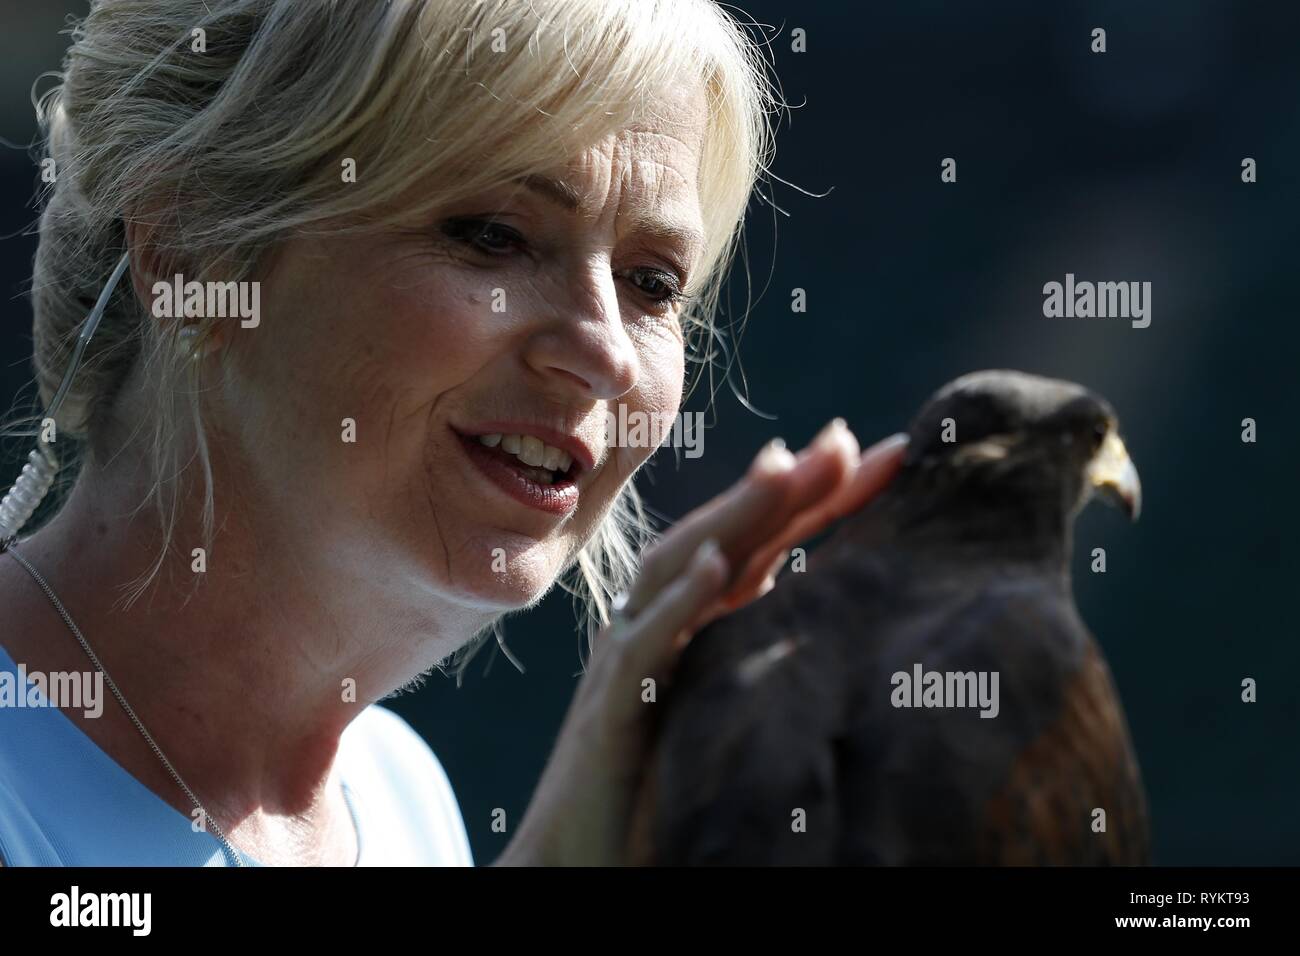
left=525, top=81, right=710, bottom=268
left=564, top=80, right=710, bottom=183
left=629, top=81, right=711, bottom=143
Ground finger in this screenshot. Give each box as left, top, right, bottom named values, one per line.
left=755, top=418, right=863, bottom=542
left=815, top=432, right=910, bottom=521
left=760, top=431, right=908, bottom=556
left=622, top=420, right=863, bottom=618
left=714, top=432, right=908, bottom=609
left=696, top=547, right=789, bottom=626
left=641, top=423, right=861, bottom=628
left=614, top=538, right=730, bottom=682
left=619, top=439, right=796, bottom=617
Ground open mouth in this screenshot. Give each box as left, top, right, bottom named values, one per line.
left=471, top=432, right=579, bottom=486
left=453, top=428, right=587, bottom=516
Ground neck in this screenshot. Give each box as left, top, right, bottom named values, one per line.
left=0, top=440, right=492, bottom=847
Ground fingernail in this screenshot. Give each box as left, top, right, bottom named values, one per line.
left=813, top=417, right=849, bottom=450
left=753, top=438, right=795, bottom=474
left=861, top=432, right=909, bottom=461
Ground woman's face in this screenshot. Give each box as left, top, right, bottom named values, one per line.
left=218, top=83, right=709, bottom=615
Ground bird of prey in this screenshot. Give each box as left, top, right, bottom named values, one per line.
left=637, top=370, right=1150, bottom=865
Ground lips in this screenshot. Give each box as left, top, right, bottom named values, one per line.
left=453, top=426, right=591, bottom=517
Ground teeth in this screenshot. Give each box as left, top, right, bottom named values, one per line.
left=477, top=433, right=576, bottom=477
left=518, top=436, right=546, bottom=467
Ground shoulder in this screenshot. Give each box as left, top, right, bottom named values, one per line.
left=338, top=705, right=474, bottom=866
left=0, top=774, right=41, bottom=866
left=346, top=705, right=461, bottom=799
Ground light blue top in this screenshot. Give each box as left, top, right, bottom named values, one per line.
left=0, top=644, right=474, bottom=866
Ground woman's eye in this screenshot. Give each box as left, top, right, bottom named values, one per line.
left=627, top=267, right=687, bottom=309
left=439, top=220, right=686, bottom=309
left=441, top=217, right=521, bottom=254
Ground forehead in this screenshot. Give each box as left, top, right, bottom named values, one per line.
left=542, top=83, right=709, bottom=259
left=571, top=79, right=708, bottom=165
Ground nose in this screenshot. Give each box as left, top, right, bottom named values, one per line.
left=522, top=261, right=640, bottom=400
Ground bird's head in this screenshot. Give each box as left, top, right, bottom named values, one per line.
left=899, top=370, right=1141, bottom=535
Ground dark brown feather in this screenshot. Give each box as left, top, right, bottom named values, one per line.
left=637, top=371, right=1150, bottom=866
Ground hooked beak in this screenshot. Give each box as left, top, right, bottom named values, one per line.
left=1087, top=429, right=1142, bottom=521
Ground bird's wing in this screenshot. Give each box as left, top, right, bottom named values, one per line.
left=640, top=572, right=854, bottom=865
left=834, top=572, right=1148, bottom=865
left=976, top=639, right=1150, bottom=864
left=641, top=552, right=1148, bottom=865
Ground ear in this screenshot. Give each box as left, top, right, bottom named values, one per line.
left=950, top=433, right=1018, bottom=466
left=123, top=208, right=231, bottom=356
left=123, top=209, right=175, bottom=312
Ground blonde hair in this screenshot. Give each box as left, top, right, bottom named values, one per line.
left=17, top=0, right=780, bottom=679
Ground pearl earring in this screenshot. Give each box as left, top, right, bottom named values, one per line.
left=177, top=325, right=207, bottom=361
left=176, top=327, right=198, bottom=361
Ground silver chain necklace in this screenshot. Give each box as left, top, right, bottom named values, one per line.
left=2, top=537, right=247, bottom=867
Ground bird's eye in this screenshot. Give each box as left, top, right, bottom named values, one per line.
left=1091, top=420, right=1109, bottom=449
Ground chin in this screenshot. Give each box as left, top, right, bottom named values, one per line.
left=458, top=572, right=557, bottom=613
left=434, top=533, right=571, bottom=612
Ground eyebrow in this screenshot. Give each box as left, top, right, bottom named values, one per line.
left=515, top=173, right=706, bottom=274
left=518, top=173, right=585, bottom=212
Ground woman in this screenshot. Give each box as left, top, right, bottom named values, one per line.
left=0, top=0, right=905, bottom=866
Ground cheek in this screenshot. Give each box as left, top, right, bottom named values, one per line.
left=610, top=321, right=687, bottom=471
left=363, top=260, right=511, bottom=389
left=633, top=320, right=687, bottom=419
left=227, top=249, right=502, bottom=499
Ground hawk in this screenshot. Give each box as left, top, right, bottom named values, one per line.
left=639, top=370, right=1150, bottom=865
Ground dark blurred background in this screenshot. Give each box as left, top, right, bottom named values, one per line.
left=1, top=1, right=1296, bottom=865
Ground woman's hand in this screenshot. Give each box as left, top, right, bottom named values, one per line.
left=494, top=421, right=908, bottom=866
